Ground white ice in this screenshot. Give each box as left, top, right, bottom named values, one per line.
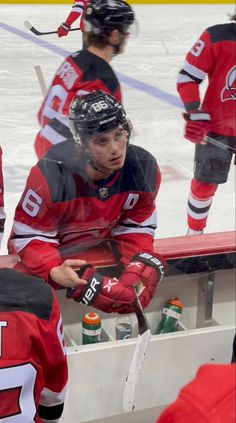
left=0, top=4, right=235, bottom=254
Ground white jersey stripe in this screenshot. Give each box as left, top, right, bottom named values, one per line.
left=177, top=74, right=195, bottom=83
left=12, top=236, right=59, bottom=253
left=121, top=209, right=157, bottom=227
left=112, top=209, right=157, bottom=237
left=13, top=220, right=58, bottom=238
left=13, top=220, right=59, bottom=252
left=40, top=383, right=67, bottom=407
left=183, top=60, right=206, bottom=81
left=72, top=5, right=84, bottom=14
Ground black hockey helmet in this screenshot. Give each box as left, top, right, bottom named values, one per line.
left=84, top=0, right=135, bottom=38
left=69, top=91, right=131, bottom=146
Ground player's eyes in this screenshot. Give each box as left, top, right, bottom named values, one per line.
left=115, top=129, right=125, bottom=140
left=95, top=138, right=107, bottom=145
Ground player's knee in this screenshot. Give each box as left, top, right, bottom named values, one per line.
left=191, top=179, right=218, bottom=198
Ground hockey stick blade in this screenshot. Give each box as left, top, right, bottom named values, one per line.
left=207, top=136, right=236, bottom=154
left=24, top=20, right=80, bottom=36
left=123, top=294, right=151, bottom=412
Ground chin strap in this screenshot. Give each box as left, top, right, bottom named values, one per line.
left=109, top=34, right=126, bottom=56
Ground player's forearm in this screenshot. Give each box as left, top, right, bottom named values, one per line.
left=65, top=10, right=81, bottom=26
left=18, top=240, right=62, bottom=286
left=177, top=81, right=201, bottom=111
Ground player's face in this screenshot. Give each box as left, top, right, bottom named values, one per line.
left=87, top=127, right=128, bottom=174
left=109, top=29, right=129, bottom=54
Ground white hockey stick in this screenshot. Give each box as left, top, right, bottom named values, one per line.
left=34, top=65, right=47, bottom=97
left=123, top=293, right=151, bottom=412
left=67, top=270, right=151, bottom=411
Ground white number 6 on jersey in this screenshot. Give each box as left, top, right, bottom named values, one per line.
left=22, top=189, right=42, bottom=217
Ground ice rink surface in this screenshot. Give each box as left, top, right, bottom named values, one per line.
left=0, top=3, right=235, bottom=254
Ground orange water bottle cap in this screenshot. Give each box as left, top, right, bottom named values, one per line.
left=82, top=312, right=101, bottom=325
left=168, top=297, right=184, bottom=308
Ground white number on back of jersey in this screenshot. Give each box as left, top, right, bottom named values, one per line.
left=0, top=363, right=37, bottom=421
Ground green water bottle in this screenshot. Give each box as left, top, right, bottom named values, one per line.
left=82, top=312, right=101, bottom=345
left=155, top=298, right=184, bottom=334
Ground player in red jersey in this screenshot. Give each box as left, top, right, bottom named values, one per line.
left=10, top=91, right=166, bottom=314
left=177, top=14, right=236, bottom=235
left=0, top=147, right=6, bottom=249
left=57, top=0, right=89, bottom=37
left=156, top=364, right=236, bottom=423
left=35, top=0, right=135, bottom=159
left=0, top=268, right=68, bottom=422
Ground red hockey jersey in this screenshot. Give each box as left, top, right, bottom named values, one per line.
left=35, top=49, right=122, bottom=159
left=10, top=142, right=161, bottom=285
left=177, top=23, right=236, bottom=138
left=157, top=364, right=236, bottom=423
left=0, top=268, right=68, bottom=422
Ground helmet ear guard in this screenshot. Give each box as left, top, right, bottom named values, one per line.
left=69, top=91, right=132, bottom=148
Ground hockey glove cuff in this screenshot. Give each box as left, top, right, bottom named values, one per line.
left=183, top=110, right=211, bottom=144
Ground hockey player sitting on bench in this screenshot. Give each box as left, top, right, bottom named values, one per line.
left=9, top=91, right=167, bottom=313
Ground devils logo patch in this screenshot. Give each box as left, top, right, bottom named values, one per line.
left=221, top=66, right=236, bottom=102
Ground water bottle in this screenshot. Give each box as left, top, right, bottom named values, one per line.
left=155, top=298, right=184, bottom=334
left=82, top=312, right=101, bottom=344
left=115, top=315, right=133, bottom=340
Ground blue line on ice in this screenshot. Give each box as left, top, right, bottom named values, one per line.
left=0, top=21, right=182, bottom=109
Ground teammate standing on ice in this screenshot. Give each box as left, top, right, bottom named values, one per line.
left=35, top=0, right=135, bottom=159
left=10, top=91, right=166, bottom=314
left=57, top=1, right=88, bottom=38
left=0, top=268, right=68, bottom=422
left=177, top=14, right=236, bottom=235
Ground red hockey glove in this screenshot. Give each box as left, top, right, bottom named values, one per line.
left=68, top=252, right=167, bottom=314
left=67, top=265, right=137, bottom=313
left=183, top=110, right=211, bottom=144
left=114, top=252, right=167, bottom=314
left=57, top=22, right=71, bottom=37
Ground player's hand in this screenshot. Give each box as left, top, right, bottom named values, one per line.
left=50, top=259, right=87, bottom=288
left=114, top=252, right=167, bottom=313
left=57, top=22, right=71, bottom=37
left=183, top=110, right=211, bottom=144
left=69, top=252, right=167, bottom=314
left=68, top=265, right=136, bottom=313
